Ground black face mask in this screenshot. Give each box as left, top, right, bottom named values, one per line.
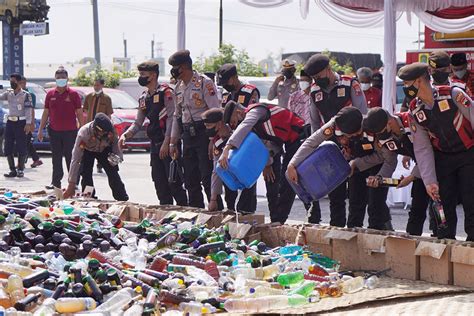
left=223, top=84, right=235, bottom=92
left=377, top=129, right=392, bottom=141
left=282, top=70, right=294, bottom=79
left=431, top=71, right=450, bottom=84
left=205, top=128, right=217, bottom=138
left=138, top=76, right=150, bottom=87
left=10, top=81, right=18, bottom=90
left=403, top=84, right=419, bottom=99
left=170, top=67, right=182, bottom=80
left=316, top=77, right=330, bottom=89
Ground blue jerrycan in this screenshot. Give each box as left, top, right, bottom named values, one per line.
left=216, top=132, right=269, bottom=191
left=286, top=141, right=350, bottom=204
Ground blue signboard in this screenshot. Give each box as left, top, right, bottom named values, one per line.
left=3, top=21, right=24, bottom=79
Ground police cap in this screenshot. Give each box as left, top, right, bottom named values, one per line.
left=202, top=108, right=224, bottom=123
left=217, top=63, right=238, bottom=86
left=137, top=60, right=159, bottom=73
left=304, top=54, right=330, bottom=76
left=334, top=107, right=362, bottom=135
left=451, top=52, right=467, bottom=66
left=168, top=50, right=192, bottom=66
left=428, top=51, right=450, bottom=69
left=93, top=113, right=114, bottom=133
left=397, top=62, right=429, bottom=81
left=362, top=107, right=389, bottom=134
left=223, top=100, right=239, bottom=124
left=281, top=59, right=296, bottom=69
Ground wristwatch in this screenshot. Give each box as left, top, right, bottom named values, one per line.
left=169, top=143, right=176, bottom=148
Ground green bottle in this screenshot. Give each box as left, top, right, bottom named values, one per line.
left=277, top=272, right=304, bottom=286
left=289, top=281, right=316, bottom=297
left=288, top=294, right=308, bottom=306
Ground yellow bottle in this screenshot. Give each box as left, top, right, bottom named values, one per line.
left=7, top=274, right=25, bottom=304
left=0, top=263, right=35, bottom=278
left=55, top=298, right=97, bottom=313
left=0, top=284, right=11, bottom=308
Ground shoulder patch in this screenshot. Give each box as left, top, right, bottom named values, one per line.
left=241, top=86, right=253, bottom=94
left=323, top=126, right=334, bottom=137
left=205, top=82, right=216, bottom=96
left=455, top=92, right=471, bottom=108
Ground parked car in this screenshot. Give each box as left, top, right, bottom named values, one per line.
left=71, top=87, right=150, bottom=151
left=240, top=76, right=277, bottom=104
left=0, top=0, right=49, bottom=25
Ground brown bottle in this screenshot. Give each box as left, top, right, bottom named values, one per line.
left=149, top=256, right=169, bottom=272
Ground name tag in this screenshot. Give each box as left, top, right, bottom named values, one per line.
left=238, top=95, right=245, bottom=104
left=386, top=141, right=398, bottom=151
left=337, top=88, right=346, bottom=97
left=362, top=143, right=373, bottom=150
left=438, top=100, right=450, bottom=112
left=153, top=94, right=160, bottom=103
left=416, top=110, right=427, bottom=123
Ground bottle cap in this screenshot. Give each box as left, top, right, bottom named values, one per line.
left=134, top=286, right=142, bottom=294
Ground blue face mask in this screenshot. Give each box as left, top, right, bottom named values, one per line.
left=56, top=79, right=68, bottom=88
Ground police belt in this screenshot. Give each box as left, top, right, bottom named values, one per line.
left=7, top=116, right=26, bottom=122
left=182, top=120, right=205, bottom=132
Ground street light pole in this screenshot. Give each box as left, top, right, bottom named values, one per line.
left=92, top=0, right=101, bottom=65
left=219, top=0, right=223, bottom=48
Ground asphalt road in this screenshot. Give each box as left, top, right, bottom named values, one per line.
left=1, top=151, right=467, bottom=239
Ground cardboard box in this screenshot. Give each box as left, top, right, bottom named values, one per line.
left=451, top=243, right=474, bottom=287
left=127, top=204, right=142, bottom=223
left=256, top=223, right=281, bottom=248
left=357, top=233, right=387, bottom=271
left=277, top=225, right=305, bottom=246
left=221, top=213, right=265, bottom=225
left=105, top=204, right=129, bottom=221
left=305, top=226, right=332, bottom=258
left=385, top=236, right=419, bottom=280
left=415, top=241, right=453, bottom=285
left=326, top=229, right=359, bottom=271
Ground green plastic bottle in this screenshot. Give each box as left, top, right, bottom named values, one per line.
left=277, top=272, right=304, bottom=286
left=288, top=294, right=308, bottom=306
left=289, top=281, right=316, bottom=297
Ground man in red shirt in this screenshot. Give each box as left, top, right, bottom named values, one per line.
left=357, top=67, right=382, bottom=108
left=451, top=52, right=474, bottom=97
left=38, top=68, right=83, bottom=189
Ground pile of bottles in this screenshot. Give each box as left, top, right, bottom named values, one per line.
left=0, top=191, right=380, bottom=315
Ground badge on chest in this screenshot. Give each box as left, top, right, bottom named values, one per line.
left=362, top=143, right=373, bottom=150
left=238, top=95, right=245, bottom=104
left=337, top=88, right=346, bottom=97
left=153, top=94, right=160, bottom=104
left=314, top=92, right=323, bottom=102
left=386, top=141, right=398, bottom=151
left=438, top=100, right=450, bottom=112
left=415, top=110, right=427, bottom=123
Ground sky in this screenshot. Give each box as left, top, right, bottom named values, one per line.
left=16, top=0, right=423, bottom=66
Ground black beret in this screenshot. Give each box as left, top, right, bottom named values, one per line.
left=204, top=72, right=215, bottom=82
left=304, top=54, right=330, bottom=76
left=429, top=51, right=450, bottom=69
left=202, top=108, right=223, bottom=123
left=397, top=62, right=429, bottom=81
left=223, top=100, right=239, bottom=124
left=372, top=73, right=383, bottom=82
left=363, top=107, right=389, bottom=134
left=168, top=50, right=192, bottom=66
left=217, top=64, right=238, bottom=86
left=334, top=107, right=362, bottom=134
left=93, top=113, right=114, bottom=133
left=451, top=52, right=467, bottom=66
left=137, top=60, right=159, bottom=73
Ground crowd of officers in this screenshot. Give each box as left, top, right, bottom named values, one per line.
left=3, top=48, right=474, bottom=240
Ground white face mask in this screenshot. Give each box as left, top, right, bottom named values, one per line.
left=454, top=69, right=467, bottom=79
left=95, top=90, right=103, bottom=95
left=299, top=81, right=310, bottom=90
left=361, top=83, right=371, bottom=91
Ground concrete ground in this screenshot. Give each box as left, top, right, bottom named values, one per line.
left=1, top=151, right=467, bottom=239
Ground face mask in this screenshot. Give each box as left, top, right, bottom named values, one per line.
left=299, top=81, right=310, bottom=90
left=431, top=71, right=450, bottom=84
left=377, top=129, right=392, bottom=141
left=361, top=83, right=371, bottom=91
left=454, top=69, right=467, bottom=79
left=170, top=67, right=182, bottom=79
left=56, top=79, right=68, bottom=88
left=403, top=83, right=419, bottom=99
left=205, top=128, right=217, bottom=138
left=10, top=81, right=18, bottom=90
left=282, top=70, right=294, bottom=79
left=138, top=76, right=150, bottom=87
left=95, top=89, right=103, bottom=95
left=223, top=84, right=235, bottom=92
left=315, top=77, right=330, bottom=89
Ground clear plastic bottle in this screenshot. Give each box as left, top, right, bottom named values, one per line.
left=186, top=266, right=218, bottom=287
left=262, top=264, right=280, bottom=279
left=179, top=302, right=215, bottom=316
left=224, top=294, right=308, bottom=313
left=162, top=278, right=185, bottom=290
left=0, top=263, right=35, bottom=278
left=0, top=284, right=11, bottom=308
left=134, top=249, right=147, bottom=271
left=55, top=298, right=97, bottom=313
left=33, top=298, right=56, bottom=316
left=365, top=275, right=379, bottom=290
left=249, top=285, right=285, bottom=297
left=123, top=303, right=144, bottom=316
left=7, top=274, right=25, bottom=304
left=94, top=288, right=135, bottom=312
left=342, top=276, right=365, bottom=294
left=300, top=254, right=312, bottom=273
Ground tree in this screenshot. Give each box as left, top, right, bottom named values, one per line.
left=72, top=67, right=137, bottom=89
left=194, top=44, right=264, bottom=77
left=322, top=50, right=353, bottom=75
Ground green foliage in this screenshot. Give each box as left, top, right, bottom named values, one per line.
left=322, top=50, right=353, bottom=75
left=194, top=43, right=264, bottom=77
left=72, top=67, right=137, bottom=89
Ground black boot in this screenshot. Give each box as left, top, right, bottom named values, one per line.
left=17, top=155, right=26, bottom=178
left=4, top=155, right=17, bottom=178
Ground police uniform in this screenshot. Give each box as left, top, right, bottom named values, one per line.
left=451, top=53, right=474, bottom=98
left=303, top=54, right=368, bottom=227
left=124, top=61, right=187, bottom=206
left=225, top=101, right=305, bottom=223
left=68, top=114, right=128, bottom=201
left=1, top=88, right=33, bottom=177
left=429, top=51, right=473, bottom=97
left=169, top=50, right=222, bottom=208
left=217, top=63, right=260, bottom=108
left=356, top=108, right=430, bottom=235
left=400, top=62, right=474, bottom=240
left=268, top=59, right=300, bottom=108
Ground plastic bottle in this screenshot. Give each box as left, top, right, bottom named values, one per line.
left=14, top=293, right=42, bottom=311
left=172, top=256, right=206, bottom=269
left=277, top=271, right=304, bottom=286
left=55, top=298, right=97, bottom=313
left=33, top=298, right=56, bottom=316
left=124, top=303, right=144, bottom=316
left=0, top=263, right=35, bottom=278
left=308, top=264, right=329, bottom=276
left=300, top=254, right=312, bottom=273
left=341, top=276, right=365, bottom=294
left=289, top=281, right=316, bottom=297
left=279, top=245, right=302, bottom=256
left=94, top=288, right=134, bottom=312
left=7, top=274, right=25, bottom=304
left=262, top=264, right=280, bottom=279
left=365, top=275, right=379, bottom=289
left=149, top=256, right=168, bottom=272
left=179, top=302, right=215, bottom=316
left=249, top=285, right=285, bottom=297
left=224, top=294, right=308, bottom=313
left=162, top=278, right=185, bottom=290
left=0, top=285, right=11, bottom=308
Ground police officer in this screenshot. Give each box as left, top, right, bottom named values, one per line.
left=221, top=101, right=305, bottom=223
left=168, top=50, right=223, bottom=209
left=202, top=108, right=257, bottom=213
left=451, top=52, right=474, bottom=97
left=358, top=107, right=431, bottom=236
left=1, top=73, right=33, bottom=178
left=428, top=51, right=472, bottom=96
left=64, top=113, right=128, bottom=201
left=268, top=59, right=299, bottom=108
left=217, top=63, right=260, bottom=107
left=303, top=54, right=368, bottom=227
left=119, top=61, right=187, bottom=206
left=399, top=62, right=474, bottom=240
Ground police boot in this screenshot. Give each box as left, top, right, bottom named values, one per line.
left=4, top=155, right=17, bottom=178
left=17, top=155, right=26, bottom=178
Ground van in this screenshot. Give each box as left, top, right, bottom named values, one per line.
left=0, top=0, right=49, bottom=24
